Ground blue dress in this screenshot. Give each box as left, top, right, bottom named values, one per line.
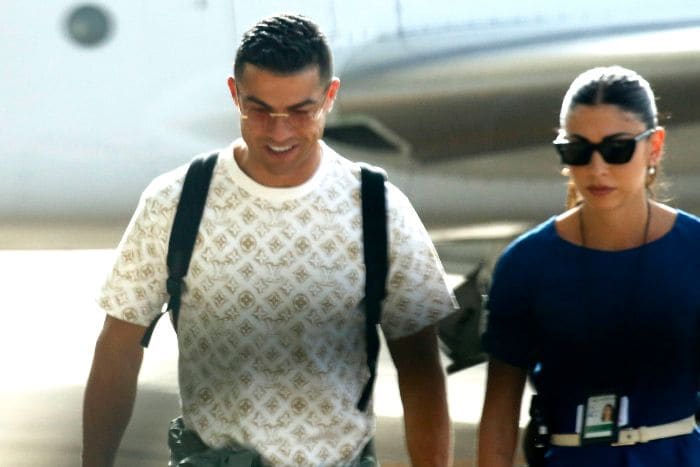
left=482, top=210, right=700, bottom=466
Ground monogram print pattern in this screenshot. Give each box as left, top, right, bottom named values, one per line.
left=99, top=142, right=456, bottom=466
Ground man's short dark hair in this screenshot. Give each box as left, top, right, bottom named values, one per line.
left=234, top=14, right=333, bottom=84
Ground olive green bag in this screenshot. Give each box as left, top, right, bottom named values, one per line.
left=438, top=262, right=488, bottom=373
left=168, top=417, right=265, bottom=467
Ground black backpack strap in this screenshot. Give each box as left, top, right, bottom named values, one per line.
left=357, top=164, right=388, bottom=411
left=140, top=152, right=218, bottom=348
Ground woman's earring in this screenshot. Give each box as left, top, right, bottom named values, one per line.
left=646, top=165, right=657, bottom=188
left=560, top=167, right=570, bottom=177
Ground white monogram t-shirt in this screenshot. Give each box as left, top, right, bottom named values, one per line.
left=98, top=140, right=456, bottom=466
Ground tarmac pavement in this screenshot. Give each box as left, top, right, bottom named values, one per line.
left=1, top=384, right=509, bottom=466
left=1, top=249, right=529, bottom=466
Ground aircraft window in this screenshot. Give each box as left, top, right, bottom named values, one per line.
left=65, top=4, right=113, bottom=47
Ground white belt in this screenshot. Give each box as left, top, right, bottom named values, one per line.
left=550, top=415, right=696, bottom=447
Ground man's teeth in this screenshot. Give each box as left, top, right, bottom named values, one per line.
left=269, top=145, right=293, bottom=152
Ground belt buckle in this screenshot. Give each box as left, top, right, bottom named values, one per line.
left=613, top=427, right=643, bottom=446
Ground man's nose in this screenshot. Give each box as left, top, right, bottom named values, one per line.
left=267, top=114, right=294, bottom=135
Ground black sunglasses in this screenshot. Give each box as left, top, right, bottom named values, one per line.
left=553, top=128, right=655, bottom=166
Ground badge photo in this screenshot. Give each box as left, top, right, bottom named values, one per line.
left=581, top=394, right=619, bottom=444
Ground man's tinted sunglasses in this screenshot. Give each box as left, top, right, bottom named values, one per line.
left=553, top=128, right=655, bottom=166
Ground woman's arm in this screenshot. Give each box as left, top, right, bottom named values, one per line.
left=478, top=357, right=527, bottom=467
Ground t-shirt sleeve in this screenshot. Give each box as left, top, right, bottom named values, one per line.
left=481, top=240, right=536, bottom=369
left=380, top=185, right=458, bottom=340
left=96, top=179, right=176, bottom=327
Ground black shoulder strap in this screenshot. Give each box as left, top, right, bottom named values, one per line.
left=140, top=155, right=388, bottom=412
left=357, top=164, right=388, bottom=411
left=140, top=152, right=218, bottom=348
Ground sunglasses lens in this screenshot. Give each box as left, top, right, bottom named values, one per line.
left=599, top=140, right=636, bottom=164
left=555, top=142, right=591, bottom=166
left=555, top=139, right=638, bottom=165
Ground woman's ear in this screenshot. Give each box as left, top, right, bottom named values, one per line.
left=649, top=126, right=666, bottom=166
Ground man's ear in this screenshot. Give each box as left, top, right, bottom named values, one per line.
left=227, top=76, right=239, bottom=105
left=325, top=77, right=341, bottom=111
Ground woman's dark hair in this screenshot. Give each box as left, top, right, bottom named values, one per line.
left=559, top=66, right=663, bottom=208
left=559, top=65, right=657, bottom=129
left=234, top=14, right=333, bottom=84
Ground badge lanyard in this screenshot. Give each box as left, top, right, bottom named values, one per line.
left=576, top=201, right=650, bottom=444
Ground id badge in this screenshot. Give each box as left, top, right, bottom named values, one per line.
left=580, top=394, right=619, bottom=445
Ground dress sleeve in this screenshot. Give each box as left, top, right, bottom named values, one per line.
left=96, top=178, right=176, bottom=327
left=481, top=240, right=536, bottom=369
left=379, top=185, right=458, bottom=340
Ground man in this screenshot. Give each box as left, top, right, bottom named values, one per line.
left=83, top=14, right=456, bottom=467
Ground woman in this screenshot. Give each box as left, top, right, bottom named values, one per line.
left=478, top=66, right=700, bottom=466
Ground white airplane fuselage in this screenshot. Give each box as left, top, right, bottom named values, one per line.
left=5, top=1, right=700, bottom=274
